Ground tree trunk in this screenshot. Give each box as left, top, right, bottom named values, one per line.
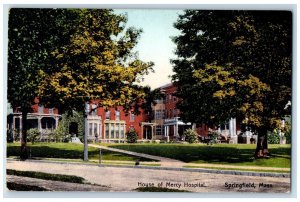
left=20, top=110, right=28, bottom=160
left=255, top=127, right=269, bottom=158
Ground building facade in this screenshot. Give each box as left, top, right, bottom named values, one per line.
left=7, top=98, right=60, bottom=141
left=85, top=103, right=151, bottom=142
left=7, top=84, right=260, bottom=144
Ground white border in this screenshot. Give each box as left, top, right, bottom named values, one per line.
left=1, top=0, right=299, bottom=201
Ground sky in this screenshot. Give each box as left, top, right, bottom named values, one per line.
left=114, top=9, right=183, bottom=90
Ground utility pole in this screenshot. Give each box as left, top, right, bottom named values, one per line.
left=84, top=103, right=89, bottom=161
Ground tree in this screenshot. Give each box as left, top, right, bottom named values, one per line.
left=8, top=9, right=77, bottom=159
left=37, top=9, right=154, bottom=160
left=126, top=128, right=138, bottom=143
left=172, top=10, right=292, bottom=157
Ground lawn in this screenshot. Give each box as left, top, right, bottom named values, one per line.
left=107, top=143, right=291, bottom=168
left=6, top=142, right=154, bottom=162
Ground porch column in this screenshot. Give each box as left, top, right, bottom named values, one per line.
left=151, top=126, right=154, bottom=140
left=12, top=116, right=16, bottom=138
left=55, top=117, right=59, bottom=129
left=19, top=116, right=22, bottom=138
left=38, top=117, right=42, bottom=134
left=233, top=118, right=237, bottom=136
left=229, top=119, right=233, bottom=136
left=164, top=126, right=167, bottom=137
left=173, top=125, right=176, bottom=137
left=175, top=123, right=179, bottom=137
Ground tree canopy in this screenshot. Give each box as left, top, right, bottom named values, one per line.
left=38, top=9, right=154, bottom=114
left=172, top=10, right=292, bottom=155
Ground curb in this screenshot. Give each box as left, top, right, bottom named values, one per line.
left=7, top=158, right=290, bottom=178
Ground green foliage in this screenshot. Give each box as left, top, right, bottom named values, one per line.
left=126, top=128, right=138, bottom=143
left=267, top=131, right=280, bottom=144
left=38, top=9, right=154, bottom=114
left=7, top=169, right=86, bottom=184
left=27, top=128, right=40, bottom=144
left=208, top=131, right=219, bottom=144
left=7, top=182, right=48, bottom=191
left=7, top=129, right=14, bottom=143
left=172, top=11, right=292, bottom=137
left=183, top=128, right=198, bottom=143
left=285, top=129, right=291, bottom=144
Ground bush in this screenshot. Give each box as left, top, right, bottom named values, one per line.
left=285, top=129, right=291, bottom=144
left=184, top=128, right=198, bottom=143
left=7, top=129, right=14, bottom=143
left=208, top=131, right=219, bottom=144
left=27, top=128, right=40, bottom=144
left=126, top=128, right=138, bottom=143
left=267, top=130, right=280, bottom=144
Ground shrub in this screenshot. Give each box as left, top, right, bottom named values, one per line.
left=267, top=130, right=280, bottom=144
left=208, top=131, right=219, bottom=144
left=126, top=128, right=138, bottom=143
left=27, top=128, right=40, bottom=144
left=7, top=129, right=14, bottom=143
left=285, top=129, right=291, bottom=144
left=183, top=128, right=198, bottom=143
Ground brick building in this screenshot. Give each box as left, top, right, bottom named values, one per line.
left=7, top=97, right=61, bottom=140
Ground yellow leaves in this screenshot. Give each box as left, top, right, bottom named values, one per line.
left=232, top=36, right=247, bottom=46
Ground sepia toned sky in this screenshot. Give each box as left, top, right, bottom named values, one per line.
left=114, top=9, right=183, bottom=89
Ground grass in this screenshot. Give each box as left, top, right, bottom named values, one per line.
left=134, top=187, right=190, bottom=192
left=7, top=142, right=155, bottom=162
left=107, top=143, right=291, bottom=168
left=183, top=166, right=290, bottom=173
left=7, top=169, right=86, bottom=184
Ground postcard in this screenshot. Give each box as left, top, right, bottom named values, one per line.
left=5, top=7, right=292, bottom=195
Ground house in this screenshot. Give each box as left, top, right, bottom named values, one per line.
left=7, top=97, right=61, bottom=141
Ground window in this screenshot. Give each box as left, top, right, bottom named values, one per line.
left=120, top=125, right=125, bottom=138
left=111, top=124, right=115, bottom=138
left=89, top=123, right=93, bottom=136
left=94, top=123, right=98, bottom=137
left=115, top=110, right=120, bottom=121
left=38, top=105, right=44, bottom=114
left=105, top=111, right=111, bottom=120
left=169, top=94, right=172, bottom=103
left=173, top=96, right=177, bottom=102
left=155, top=110, right=165, bottom=120
left=130, top=112, right=135, bottom=122
left=49, top=108, right=54, bottom=114
left=156, top=125, right=162, bottom=135
left=169, top=109, right=172, bottom=118
left=115, top=124, right=119, bottom=138
left=165, top=94, right=168, bottom=103
left=105, top=123, right=109, bottom=138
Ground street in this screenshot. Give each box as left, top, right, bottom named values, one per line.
left=6, top=160, right=290, bottom=193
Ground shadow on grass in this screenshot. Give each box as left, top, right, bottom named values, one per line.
left=7, top=145, right=155, bottom=162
